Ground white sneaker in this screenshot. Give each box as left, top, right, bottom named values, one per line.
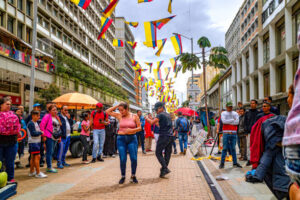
left=35, top=172, right=47, bottom=178
left=28, top=172, right=36, bottom=177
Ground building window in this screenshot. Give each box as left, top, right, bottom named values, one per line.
left=276, top=23, right=285, bottom=55
left=8, top=0, right=14, bottom=5
left=293, top=57, right=299, bottom=78
left=254, top=44, right=258, bottom=69
left=277, top=64, right=286, bottom=93
left=0, top=81, right=19, bottom=94
left=7, top=16, right=14, bottom=34
left=17, top=0, right=23, bottom=10
left=264, top=72, right=270, bottom=97
left=26, top=27, right=31, bottom=43
left=26, top=0, right=31, bottom=16
left=292, top=10, right=300, bottom=46
left=246, top=80, right=250, bottom=102
left=254, top=76, right=258, bottom=99
left=17, top=21, right=23, bottom=39
left=0, top=11, right=4, bottom=27
left=263, top=33, right=270, bottom=64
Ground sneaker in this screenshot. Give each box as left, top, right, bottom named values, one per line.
left=91, top=158, right=96, bottom=163
left=142, top=150, right=146, bottom=154
left=40, top=163, right=44, bottom=167
left=183, top=148, right=187, bottom=155
left=119, top=177, right=126, bottom=184
left=16, top=163, right=24, bottom=169
left=233, top=163, right=243, bottom=168
left=179, top=152, right=184, bottom=155
left=103, top=155, right=107, bottom=158
left=97, top=156, right=104, bottom=162
left=7, top=179, right=17, bottom=185
left=130, top=176, right=138, bottom=184
left=111, top=154, right=116, bottom=158
left=28, top=172, right=36, bottom=177
left=57, top=164, right=64, bottom=169
left=160, top=168, right=171, bottom=178
left=219, top=163, right=225, bottom=169
left=47, top=168, right=58, bottom=173
left=63, top=163, right=71, bottom=167
left=35, top=172, right=47, bottom=178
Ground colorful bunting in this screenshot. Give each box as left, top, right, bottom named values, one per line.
left=157, top=61, right=164, bottom=69
left=170, top=57, right=177, bottom=72
left=102, top=0, right=119, bottom=18
left=155, top=38, right=167, bottom=57
left=97, top=17, right=113, bottom=40
left=168, top=0, right=173, bottom=14
left=143, top=21, right=157, bottom=48
left=164, top=67, right=171, bottom=80
left=70, top=0, right=91, bottom=10
left=127, top=41, right=137, bottom=49
left=153, top=67, right=162, bottom=81
left=170, top=34, right=183, bottom=55
left=113, top=39, right=124, bottom=47
left=138, top=0, right=153, bottom=3
left=125, top=21, right=139, bottom=28
left=145, top=62, right=153, bottom=73
left=152, top=15, right=176, bottom=30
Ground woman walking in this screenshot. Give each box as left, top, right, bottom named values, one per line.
left=106, top=102, right=141, bottom=184
left=80, top=113, right=91, bottom=164
left=0, top=96, right=21, bottom=183
left=145, top=113, right=154, bottom=152
left=40, top=105, right=62, bottom=173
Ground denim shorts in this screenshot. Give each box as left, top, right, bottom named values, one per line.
left=29, top=143, right=41, bottom=155
left=284, top=145, right=300, bottom=186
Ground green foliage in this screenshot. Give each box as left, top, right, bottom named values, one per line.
left=182, top=100, right=190, bottom=107
left=209, top=46, right=230, bottom=70
left=54, top=50, right=128, bottom=100
left=178, top=53, right=201, bottom=74
left=197, top=37, right=211, bottom=48
left=38, top=84, right=61, bottom=103
left=209, top=73, right=222, bottom=88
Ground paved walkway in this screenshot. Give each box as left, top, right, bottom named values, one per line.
left=13, top=147, right=214, bottom=200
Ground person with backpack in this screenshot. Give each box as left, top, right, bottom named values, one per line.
left=175, top=112, right=190, bottom=155
left=91, top=103, right=109, bottom=163
left=40, top=104, right=62, bottom=173
left=0, top=96, right=21, bottom=184
left=80, top=113, right=91, bottom=164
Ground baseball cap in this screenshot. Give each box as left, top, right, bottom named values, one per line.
left=96, top=103, right=103, bottom=108
left=154, top=102, right=164, bottom=111
left=33, top=103, right=41, bottom=108
left=226, top=102, right=233, bottom=107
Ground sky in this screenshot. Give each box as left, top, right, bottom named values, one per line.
left=116, top=0, right=242, bottom=105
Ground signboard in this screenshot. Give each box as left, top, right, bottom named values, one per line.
left=0, top=94, right=21, bottom=105
left=190, top=124, right=207, bottom=156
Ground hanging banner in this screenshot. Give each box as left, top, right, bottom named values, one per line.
left=125, top=21, right=139, bottom=28
left=97, top=17, right=113, bottom=40
left=155, top=38, right=167, bottom=57
left=170, top=34, right=183, bottom=55
left=113, top=39, right=124, bottom=47
left=127, top=41, right=137, bottom=49
left=143, top=22, right=157, bottom=48
left=168, top=0, right=173, bottom=14
left=102, top=0, right=119, bottom=18
left=138, top=0, right=153, bottom=3
left=70, top=0, right=91, bottom=10
left=157, top=61, right=164, bottom=69
left=145, top=62, right=153, bottom=73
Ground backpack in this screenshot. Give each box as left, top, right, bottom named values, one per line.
left=178, top=117, right=189, bottom=133
left=0, top=111, right=20, bottom=136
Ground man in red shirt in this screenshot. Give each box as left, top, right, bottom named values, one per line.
left=91, top=103, right=109, bottom=163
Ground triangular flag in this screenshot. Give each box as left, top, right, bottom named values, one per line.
left=155, top=38, right=167, bottom=57
left=170, top=57, right=177, bottom=72
left=97, top=17, right=113, bottom=40
left=143, top=21, right=157, bottom=48
left=152, top=15, right=176, bottom=30
left=145, top=62, right=153, bottom=73
left=113, top=39, right=124, bottom=47
left=138, top=0, right=153, bottom=3
left=170, top=34, right=183, bottom=55
left=102, top=0, right=119, bottom=18
left=125, top=21, right=139, bottom=28
left=127, top=41, right=137, bottom=49
left=164, top=67, right=171, bottom=80
left=157, top=61, right=164, bottom=69
left=168, top=0, right=173, bottom=14
left=71, top=0, right=91, bottom=10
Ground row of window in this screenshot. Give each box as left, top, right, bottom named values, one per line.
left=6, top=0, right=32, bottom=16
left=262, top=0, right=284, bottom=24
left=241, top=19, right=258, bottom=44
left=241, top=2, right=258, bottom=32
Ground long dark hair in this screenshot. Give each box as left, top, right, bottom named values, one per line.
left=0, top=96, right=11, bottom=106
left=119, top=102, right=129, bottom=110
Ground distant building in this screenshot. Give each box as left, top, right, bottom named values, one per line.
left=141, top=77, right=150, bottom=113
left=115, top=17, right=136, bottom=104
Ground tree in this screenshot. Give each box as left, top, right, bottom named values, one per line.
left=182, top=100, right=190, bottom=107
left=179, top=53, right=201, bottom=74
left=38, top=84, right=61, bottom=103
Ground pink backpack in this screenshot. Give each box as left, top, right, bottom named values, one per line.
left=0, top=111, right=20, bottom=136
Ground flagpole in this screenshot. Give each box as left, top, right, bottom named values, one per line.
left=29, top=0, right=38, bottom=112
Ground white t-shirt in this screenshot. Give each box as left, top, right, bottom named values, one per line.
left=62, top=115, right=71, bottom=137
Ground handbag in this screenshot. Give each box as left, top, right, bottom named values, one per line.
left=45, top=115, right=62, bottom=139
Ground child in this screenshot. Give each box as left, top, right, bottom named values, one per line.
left=80, top=113, right=91, bottom=164
left=27, top=110, right=47, bottom=178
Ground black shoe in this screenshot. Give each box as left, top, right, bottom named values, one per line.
left=233, top=163, right=243, bottom=168
left=219, top=163, right=224, bottom=169
left=25, top=163, right=30, bottom=168
left=97, top=156, right=104, bottom=162
left=40, top=163, right=44, bottom=167
left=91, top=158, right=96, bottom=163
left=160, top=168, right=171, bottom=178
left=142, top=150, right=146, bottom=154
left=246, top=161, right=251, bottom=166
left=174, top=149, right=177, bottom=154
left=119, top=177, right=126, bottom=184
left=130, top=176, right=138, bottom=184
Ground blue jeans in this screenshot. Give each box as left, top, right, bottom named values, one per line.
left=178, top=132, right=188, bottom=153
left=92, top=129, right=106, bottom=159
left=136, top=131, right=145, bottom=151
left=221, top=133, right=237, bottom=165
left=117, top=135, right=138, bottom=176
left=57, top=136, right=71, bottom=165
left=0, top=143, right=17, bottom=181
left=46, top=138, right=55, bottom=169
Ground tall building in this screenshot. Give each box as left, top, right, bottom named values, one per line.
left=228, top=0, right=299, bottom=114
left=0, top=0, right=123, bottom=106
left=115, top=17, right=136, bottom=105
left=187, top=66, right=220, bottom=104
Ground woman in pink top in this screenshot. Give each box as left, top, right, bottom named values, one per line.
left=106, top=102, right=141, bottom=184
left=80, top=113, right=91, bottom=164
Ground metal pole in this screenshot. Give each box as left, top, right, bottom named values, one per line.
left=191, top=37, right=194, bottom=84
left=29, top=0, right=38, bottom=112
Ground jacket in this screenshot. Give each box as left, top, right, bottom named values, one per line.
left=250, top=114, right=274, bottom=169
left=221, top=111, right=239, bottom=133
left=244, top=109, right=260, bottom=134
left=27, top=121, right=42, bottom=143
left=58, top=113, right=72, bottom=139
left=145, top=121, right=154, bottom=138
left=40, top=113, right=54, bottom=139
left=237, top=114, right=246, bottom=137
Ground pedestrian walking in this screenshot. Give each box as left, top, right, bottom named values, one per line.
left=237, top=108, right=247, bottom=161
left=136, top=110, right=146, bottom=154
left=103, top=115, right=118, bottom=158
left=0, top=96, right=21, bottom=183
left=146, top=102, right=174, bottom=178
left=219, top=102, right=242, bottom=169
left=175, top=112, right=189, bottom=155
left=27, top=110, right=47, bottom=178
left=91, top=103, right=109, bottom=163
left=144, top=113, right=154, bottom=152
left=106, top=102, right=141, bottom=184
left=80, top=113, right=91, bottom=164
left=171, top=113, right=178, bottom=154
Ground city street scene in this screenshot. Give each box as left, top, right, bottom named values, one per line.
left=0, top=0, right=299, bottom=199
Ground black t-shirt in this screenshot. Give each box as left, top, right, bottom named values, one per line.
left=156, top=112, right=173, bottom=136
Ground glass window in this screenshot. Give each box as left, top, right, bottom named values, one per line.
left=26, top=27, right=31, bottom=43
left=8, top=0, right=14, bottom=5
left=7, top=16, right=14, bottom=33
left=263, top=34, right=270, bottom=64
left=0, top=11, right=4, bottom=27
left=277, top=24, right=285, bottom=55
left=277, top=65, right=286, bottom=93
left=26, top=0, right=31, bottom=15
left=17, top=0, right=22, bottom=10
left=264, top=72, right=270, bottom=97
left=17, top=21, right=23, bottom=39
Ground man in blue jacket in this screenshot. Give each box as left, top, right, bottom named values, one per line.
left=57, top=105, right=73, bottom=168
left=175, top=112, right=190, bottom=155
left=136, top=110, right=146, bottom=154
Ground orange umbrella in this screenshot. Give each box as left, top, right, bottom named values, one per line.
left=53, top=93, right=98, bottom=109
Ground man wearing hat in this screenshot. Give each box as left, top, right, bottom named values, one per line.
left=146, top=102, right=174, bottom=178
left=219, top=102, right=242, bottom=169
left=91, top=103, right=109, bottom=163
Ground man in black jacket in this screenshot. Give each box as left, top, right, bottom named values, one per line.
left=244, top=100, right=260, bottom=165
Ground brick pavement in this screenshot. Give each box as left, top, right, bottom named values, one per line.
left=13, top=147, right=214, bottom=200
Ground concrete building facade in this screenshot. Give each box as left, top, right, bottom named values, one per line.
left=229, top=0, right=299, bottom=114
left=115, top=17, right=136, bottom=104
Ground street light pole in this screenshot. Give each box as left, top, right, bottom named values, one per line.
left=29, top=0, right=38, bottom=112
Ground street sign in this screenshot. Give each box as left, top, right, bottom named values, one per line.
left=187, top=84, right=201, bottom=93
